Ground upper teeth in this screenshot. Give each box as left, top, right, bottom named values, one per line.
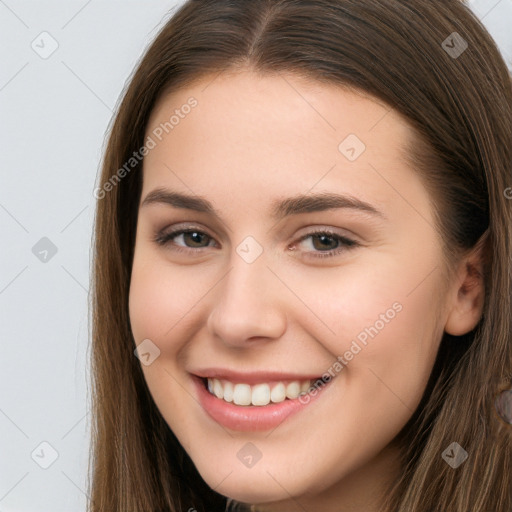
left=207, top=378, right=312, bottom=406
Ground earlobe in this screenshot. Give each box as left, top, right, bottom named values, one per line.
left=444, top=236, right=487, bottom=336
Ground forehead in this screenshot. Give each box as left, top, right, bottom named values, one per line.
left=140, top=70, right=425, bottom=223
left=146, top=69, right=409, bottom=146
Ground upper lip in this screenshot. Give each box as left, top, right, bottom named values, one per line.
left=191, top=368, right=323, bottom=385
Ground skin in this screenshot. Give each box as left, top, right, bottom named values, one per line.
left=128, top=68, right=485, bottom=511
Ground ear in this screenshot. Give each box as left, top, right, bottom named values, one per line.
left=444, top=233, right=487, bottom=336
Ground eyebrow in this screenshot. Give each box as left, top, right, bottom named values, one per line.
left=141, top=187, right=386, bottom=220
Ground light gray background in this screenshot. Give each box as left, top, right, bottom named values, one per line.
left=1, top=1, right=511, bottom=511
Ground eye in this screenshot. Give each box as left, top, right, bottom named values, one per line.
left=291, top=229, right=359, bottom=259
left=153, top=225, right=359, bottom=259
left=153, top=226, right=216, bottom=253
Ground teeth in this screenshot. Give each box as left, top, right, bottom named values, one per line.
left=270, top=382, right=286, bottom=403
left=213, top=379, right=223, bottom=399
left=223, top=381, right=234, bottom=402
left=233, top=383, right=252, bottom=406
left=285, top=381, right=301, bottom=399
left=206, top=378, right=314, bottom=406
left=251, top=383, right=271, bottom=406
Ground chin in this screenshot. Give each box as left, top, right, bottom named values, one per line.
left=197, top=461, right=302, bottom=504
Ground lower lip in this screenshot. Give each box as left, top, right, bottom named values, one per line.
left=192, top=375, right=328, bottom=432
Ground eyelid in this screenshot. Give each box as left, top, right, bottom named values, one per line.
left=158, top=222, right=216, bottom=239
left=294, top=224, right=360, bottom=242
left=155, top=223, right=358, bottom=244
left=291, top=229, right=359, bottom=259
left=153, top=223, right=217, bottom=247
left=153, top=222, right=361, bottom=260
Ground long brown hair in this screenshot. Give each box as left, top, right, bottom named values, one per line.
left=88, top=1, right=512, bottom=510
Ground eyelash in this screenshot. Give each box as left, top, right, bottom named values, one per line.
left=152, top=226, right=359, bottom=259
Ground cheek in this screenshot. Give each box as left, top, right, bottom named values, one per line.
left=128, top=259, right=202, bottom=441
left=128, top=265, right=164, bottom=343
left=128, top=253, right=206, bottom=345
left=288, top=259, right=443, bottom=404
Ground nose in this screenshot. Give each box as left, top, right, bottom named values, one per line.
left=206, top=246, right=287, bottom=347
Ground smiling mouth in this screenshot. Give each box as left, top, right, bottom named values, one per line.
left=193, top=372, right=334, bottom=431
left=201, top=377, right=317, bottom=407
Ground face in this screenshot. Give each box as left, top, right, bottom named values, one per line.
left=128, top=69, right=455, bottom=509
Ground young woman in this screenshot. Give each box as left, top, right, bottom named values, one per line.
left=89, top=1, right=512, bottom=511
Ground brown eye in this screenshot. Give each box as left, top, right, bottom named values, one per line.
left=310, top=233, right=342, bottom=251
left=154, top=227, right=216, bottom=251
left=179, top=230, right=211, bottom=248
left=293, top=230, right=359, bottom=259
